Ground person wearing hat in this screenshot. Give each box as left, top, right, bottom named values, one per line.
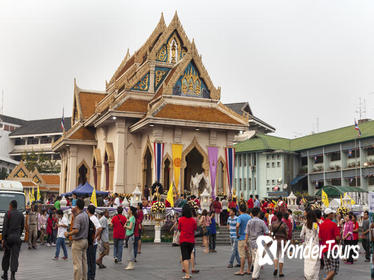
left=318, top=208, right=340, bottom=280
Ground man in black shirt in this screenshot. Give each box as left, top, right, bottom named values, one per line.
left=1, top=200, right=25, bottom=280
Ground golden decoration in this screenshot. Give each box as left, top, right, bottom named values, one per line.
left=181, top=67, right=202, bottom=95
left=133, top=73, right=150, bottom=91
left=157, top=45, right=167, bottom=62
left=155, top=70, right=167, bottom=88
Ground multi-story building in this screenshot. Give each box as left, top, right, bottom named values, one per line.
left=234, top=119, right=374, bottom=199
left=0, top=114, right=27, bottom=176
left=8, top=117, right=71, bottom=162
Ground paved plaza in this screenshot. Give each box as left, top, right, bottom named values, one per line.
left=0, top=243, right=370, bottom=280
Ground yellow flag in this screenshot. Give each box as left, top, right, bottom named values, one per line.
left=90, top=187, right=97, bottom=207
left=172, top=144, right=183, bottom=194
left=37, top=185, right=41, bottom=201
left=272, top=200, right=278, bottom=206
left=321, top=189, right=329, bottom=207
left=340, top=194, right=343, bottom=206
left=344, top=193, right=355, bottom=205
left=30, top=187, right=36, bottom=202
left=167, top=181, right=174, bottom=207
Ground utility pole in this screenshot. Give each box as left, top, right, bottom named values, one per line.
left=356, top=97, right=366, bottom=121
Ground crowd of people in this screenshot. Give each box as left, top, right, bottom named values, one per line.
left=1, top=190, right=372, bottom=280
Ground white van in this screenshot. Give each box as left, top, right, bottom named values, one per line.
left=0, top=180, right=26, bottom=241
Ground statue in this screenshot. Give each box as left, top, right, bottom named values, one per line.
left=190, top=172, right=211, bottom=197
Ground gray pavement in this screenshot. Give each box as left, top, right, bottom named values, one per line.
left=0, top=243, right=370, bottom=280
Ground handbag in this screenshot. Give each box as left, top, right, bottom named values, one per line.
left=195, top=226, right=204, bottom=238
left=173, top=231, right=180, bottom=245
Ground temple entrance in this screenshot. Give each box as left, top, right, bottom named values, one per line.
left=184, top=147, right=204, bottom=193
left=143, top=147, right=152, bottom=189
left=163, top=158, right=170, bottom=189
left=217, top=161, right=224, bottom=195
left=78, top=164, right=87, bottom=185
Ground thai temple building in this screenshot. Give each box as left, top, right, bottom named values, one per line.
left=53, top=12, right=271, bottom=196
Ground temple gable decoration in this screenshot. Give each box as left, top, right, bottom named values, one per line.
left=154, top=67, right=170, bottom=90
left=131, top=72, right=150, bottom=91
left=156, top=31, right=187, bottom=63
left=173, top=61, right=210, bottom=98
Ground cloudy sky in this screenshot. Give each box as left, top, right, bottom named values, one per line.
left=1, top=0, right=374, bottom=138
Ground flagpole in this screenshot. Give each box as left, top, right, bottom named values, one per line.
left=355, top=137, right=358, bottom=188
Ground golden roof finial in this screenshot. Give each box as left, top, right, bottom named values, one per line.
left=125, top=48, right=130, bottom=62
left=159, top=12, right=165, bottom=26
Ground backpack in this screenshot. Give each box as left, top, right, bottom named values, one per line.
left=88, top=217, right=96, bottom=246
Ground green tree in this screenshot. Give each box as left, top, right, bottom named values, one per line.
left=22, top=151, right=61, bottom=173
left=0, top=168, right=8, bottom=180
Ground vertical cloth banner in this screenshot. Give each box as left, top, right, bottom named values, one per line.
left=172, top=144, right=183, bottom=193
left=153, top=142, right=164, bottom=183
left=208, top=147, right=218, bottom=198
left=225, top=147, right=235, bottom=198
left=90, top=187, right=97, bottom=207
left=321, top=189, right=329, bottom=207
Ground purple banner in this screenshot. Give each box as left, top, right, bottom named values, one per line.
left=208, top=147, right=218, bottom=198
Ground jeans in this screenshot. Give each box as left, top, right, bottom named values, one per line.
left=362, top=238, right=370, bottom=260
left=86, top=244, right=97, bottom=280
left=134, top=236, right=140, bottom=259
left=229, top=237, right=240, bottom=265
left=55, top=237, right=68, bottom=258
left=209, top=234, right=216, bottom=250
left=127, top=235, right=135, bottom=262
left=113, top=238, right=124, bottom=261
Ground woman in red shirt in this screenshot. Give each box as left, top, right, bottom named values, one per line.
left=178, top=204, right=197, bottom=279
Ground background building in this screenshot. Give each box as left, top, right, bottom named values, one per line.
left=234, top=119, right=374, bottom=199
left=0, top=114, right=27, bottom=178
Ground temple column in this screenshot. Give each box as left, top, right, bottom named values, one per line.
left=68, top=146, right=78, bottom=192
left=114, top=120, right=126, bottom=194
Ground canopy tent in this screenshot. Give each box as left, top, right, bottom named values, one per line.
left=290, top=175, right=307, bottom=185
left=315, top=185, right=367, bottom=198
left=61, top=182, right=109, bottom=197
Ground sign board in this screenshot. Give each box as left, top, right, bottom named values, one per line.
left=267, top=191, right=288, bottom=197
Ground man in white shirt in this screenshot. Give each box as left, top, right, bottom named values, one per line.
left=53, top=210, right=69, bottom=260
left=87, top=205, right=102, bottom=280
left=113, top=193, right=121, bottom=207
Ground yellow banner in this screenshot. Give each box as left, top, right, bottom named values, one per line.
left=322, top=189, right=329, bottom=207
left=172, top=144, right=183, bottom=193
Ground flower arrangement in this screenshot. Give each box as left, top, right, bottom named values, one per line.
left=337, top=206, right=349, bottom=217
left=187, top=200, right=199, bottom=212
left=151, top=201, right=166, bottom=214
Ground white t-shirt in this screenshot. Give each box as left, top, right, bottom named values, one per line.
left=90, top=215, right=102, bottom=245
left=57, top=216, right=69, bottom=238
left=114, top=197, right=121, bottom=207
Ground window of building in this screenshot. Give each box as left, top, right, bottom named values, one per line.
left=27, top=137, right=38, bottom=145
left=13, top=155, right=21, bottom=161
left=40, top=136, right=52, bottom=144
left=54, top=135, right=61, bottom=141
left=272, top=154, right=275, bottom=160
left=313, top=155, right=323, bottom=164
left=266, top=155, right=270, bottom=160
left=248, top=154, right=251, bottom=165
left=238, top=155, right=241, bottom=167
left=253, top=155, right=257, bottom=166
left=368, top=148, right=374, bottom=156
left=369, top=176, right=374, bottom=186
left=347, top=149, right=359, bottom=158
left=331, top=178, right=341, bottom=186
left=266, top=162, right=270, bottom=168
left=254, top=177, right=256, bottom=190
left=272, top=179, right=275, bottom=185
left=277, top=162, right=281, bottom=167
left=272, top=162, right=275, bottom=168
left=267, top=187, right=270, bottom=191
left=243, top=179, right=246, bottom=190
left=301, top=157, right=307, bottom=166
left=248, top=178, right=251, bottom=190
left=330, top=151, right=341, bottom=161
left=15, top=138, right=25, bottom=145
left=53, top=153, right=61, bottom=160
left=234, top=178, right=237, bottom=189
left=239, top=178, right=242, bottom=191
left=266, top=180, right=270, bottom=186
left=243, top=155, right=247, bottom=167
left=277, top=154, right=280, bottom=160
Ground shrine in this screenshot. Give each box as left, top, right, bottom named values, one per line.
left=53, top=12, right=266, bottom=196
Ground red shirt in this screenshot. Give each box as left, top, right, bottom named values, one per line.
left=194, top=198, right=200, bottom=207
left=165, top=200, right=171, bottom=207
left=319, top=218, right=340, bottom=253
left=282, top=218, right=293, bottom=240
left=247, top=199, right=254, bottom=209
left=229, top=201, right=237, bottom=209
left=178, top=217, right=197, bottom=244
left=212, top=201, right=222, bottom=213
left=112, top=214, right=127, bottom=239
left=353, top=222, right=359, bottom=240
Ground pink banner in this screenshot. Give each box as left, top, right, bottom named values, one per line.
left=208, top=147, right=218, bottom=198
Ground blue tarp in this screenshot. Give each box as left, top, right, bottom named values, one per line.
left=290, top=175, right=307, bottom=185
left=61, top=182, right=109, bottom=197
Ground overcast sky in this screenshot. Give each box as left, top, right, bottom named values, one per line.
left=1, top=0, right=374, bottom=138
